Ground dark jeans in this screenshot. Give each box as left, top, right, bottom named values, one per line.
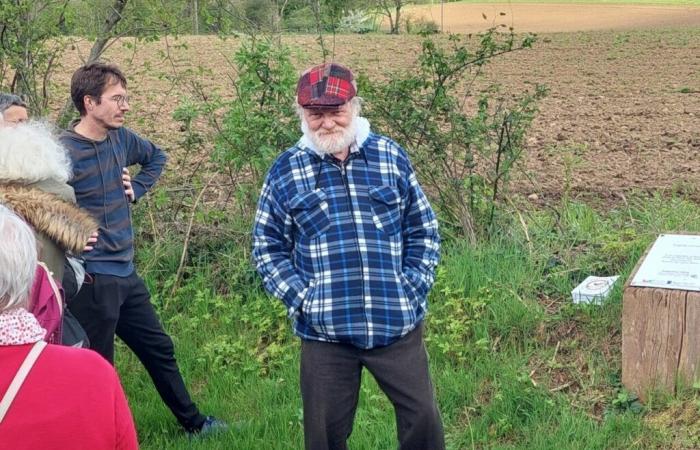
left=69, top=271, right=206, bottom=431
left=300, top=324, right=445, bottom=450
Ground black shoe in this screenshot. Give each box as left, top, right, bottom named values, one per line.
left=187, top=416, right=229, bottom=438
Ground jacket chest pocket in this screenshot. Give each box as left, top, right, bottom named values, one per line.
left=369, top=185, right=402, bottom=236
left=290, top=189, right=330, bottom=239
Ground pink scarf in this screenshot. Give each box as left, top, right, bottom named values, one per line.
left=0, top=308, right=46, bottom=346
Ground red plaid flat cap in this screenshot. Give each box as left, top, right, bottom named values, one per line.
left=296, top=62, right=356, bottom=109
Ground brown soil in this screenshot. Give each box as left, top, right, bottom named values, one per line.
left=405, top=3, right=700, bottom=34
left=51, top=8, right=700, bottom=201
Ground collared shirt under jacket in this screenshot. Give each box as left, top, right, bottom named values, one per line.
left=253, top=118, right=440, bottom=349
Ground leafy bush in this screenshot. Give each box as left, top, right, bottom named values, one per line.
left=284, top=6, right=318, bottom=32
left=416, top=18, right=440, bottom=35
left=213, top=38, right=298, bottom=198
left=607, top=388, right=644, bottom=417
left=172, top=37, right=298, bottom=227
left=427, top=268, right=491, bottom=364
left=360, top=30, right=544, bottom=243
left=406, top=17, right=439, bottom=35
left=0, top=1, right=75, bottom=114
left=337, top=9, right=379, bottom=34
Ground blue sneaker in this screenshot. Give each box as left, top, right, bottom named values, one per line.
left=188, top=416, right=229, bottom=438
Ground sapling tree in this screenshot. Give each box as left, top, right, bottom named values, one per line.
left=371, top=0, right=414, bottom=34
left=360, top=29, right=545, bottom=242
left=0, top=0, right=72, bottom=115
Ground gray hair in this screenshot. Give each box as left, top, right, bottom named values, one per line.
left=0, top=93, right=27, bottom=114
left=0, top=205, right=38, bottom=312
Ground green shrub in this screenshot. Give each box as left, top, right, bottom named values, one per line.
left=407, top=17, right=439, bottom=35
left=284, top=6, right=317, bottom=32
left=360, top=30, right=543, bottom=243
left=337, top=9, right=379, bottom=34
left=171, top=37, right=298, bottom=231
left=427, top=270, right=491, bottom=364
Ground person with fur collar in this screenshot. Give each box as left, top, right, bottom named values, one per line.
left=0, top=120, right=97, bottom=280
left=0, top=206, right=138, bottom=449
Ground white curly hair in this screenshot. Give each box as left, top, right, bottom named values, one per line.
left=0, top=121, right=73, bottom=184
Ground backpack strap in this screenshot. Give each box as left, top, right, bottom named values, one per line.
left=37, top=261, right=63, bottom=316
left=0, top=340, right=48, bottom=424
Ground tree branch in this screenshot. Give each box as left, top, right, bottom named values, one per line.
left=57, top=0, right=128, bottom=127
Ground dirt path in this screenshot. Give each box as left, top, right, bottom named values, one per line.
left=406, top=3, right=700, bottom=33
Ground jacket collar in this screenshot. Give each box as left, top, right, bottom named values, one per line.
left=0, top=183, right=98, bottom=254
left=0, top=308, right=46, bottom=346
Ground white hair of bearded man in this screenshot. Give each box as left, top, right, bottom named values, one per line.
left=298, top=97, right=362, bottom=156
left=0, top=120, right=73, bottom=184
left=0, top=205, right=38, bottom=312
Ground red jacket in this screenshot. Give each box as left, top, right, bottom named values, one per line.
left=29, top=262, right=63, bottom=344
left=0, top=344, right=138, bottom=450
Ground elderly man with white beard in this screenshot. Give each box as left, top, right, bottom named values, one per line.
left=253, top=63, right=445, bottom=450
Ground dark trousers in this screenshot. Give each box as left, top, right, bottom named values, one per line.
left=300, top=324, right=445, bottom=450
left=69, top=271, right=206, bottom=431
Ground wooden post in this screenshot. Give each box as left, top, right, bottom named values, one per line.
left=622, top=244, right=700, bottom=401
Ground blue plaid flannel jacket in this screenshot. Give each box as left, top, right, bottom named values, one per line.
left=252, top=118, right=440, bottom=349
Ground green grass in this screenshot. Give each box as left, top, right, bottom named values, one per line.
left=117, top=193, right=700, bottom=449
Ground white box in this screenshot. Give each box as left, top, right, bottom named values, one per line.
left=571, top=276, right=619, bottom=304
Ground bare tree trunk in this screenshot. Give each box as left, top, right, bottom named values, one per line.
left=310, top=0, right=329, bottom=60
left=272, top=0, right=289, bottom=33
left=193, top=0, right=199, bottom=35
left=377, top=0, right=406, bottom=34
left=393, top=0, right=401, bottom=34
left=57, top=0, right=128, bottom=127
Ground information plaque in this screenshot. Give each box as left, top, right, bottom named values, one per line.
left=630, top=234, right=700, bottom=291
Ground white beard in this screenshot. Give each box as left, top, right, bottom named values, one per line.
left=301, top=116, right=358, bottom=156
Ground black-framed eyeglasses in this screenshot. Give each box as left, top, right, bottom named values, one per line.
left=103, top=94, right=130, bottom=107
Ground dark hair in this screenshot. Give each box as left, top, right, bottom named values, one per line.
left=70, top=63, right=127, bottom=116
left=0, top=93, right=27, bottom=114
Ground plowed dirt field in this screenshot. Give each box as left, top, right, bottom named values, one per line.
left=405, top=2, right=700, bottom=34
left=53, top=5, right=699, bottom=201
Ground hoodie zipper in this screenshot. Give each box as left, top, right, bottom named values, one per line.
left=338, top=158, right=370, bottom=348
left=92, top=141, right=110, bottom=227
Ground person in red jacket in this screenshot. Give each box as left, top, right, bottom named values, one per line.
left=0, top=205, right=138, bottom=450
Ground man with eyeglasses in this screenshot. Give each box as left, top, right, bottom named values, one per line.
left=59, top=63, right=227, bottom=437
left=0, top=93, right=29, bottom=126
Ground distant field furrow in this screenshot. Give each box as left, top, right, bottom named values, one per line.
left=52, top=22, right=699, bottom=202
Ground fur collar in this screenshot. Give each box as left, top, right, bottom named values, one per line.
left=0, top=184, right=97, bottom=254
